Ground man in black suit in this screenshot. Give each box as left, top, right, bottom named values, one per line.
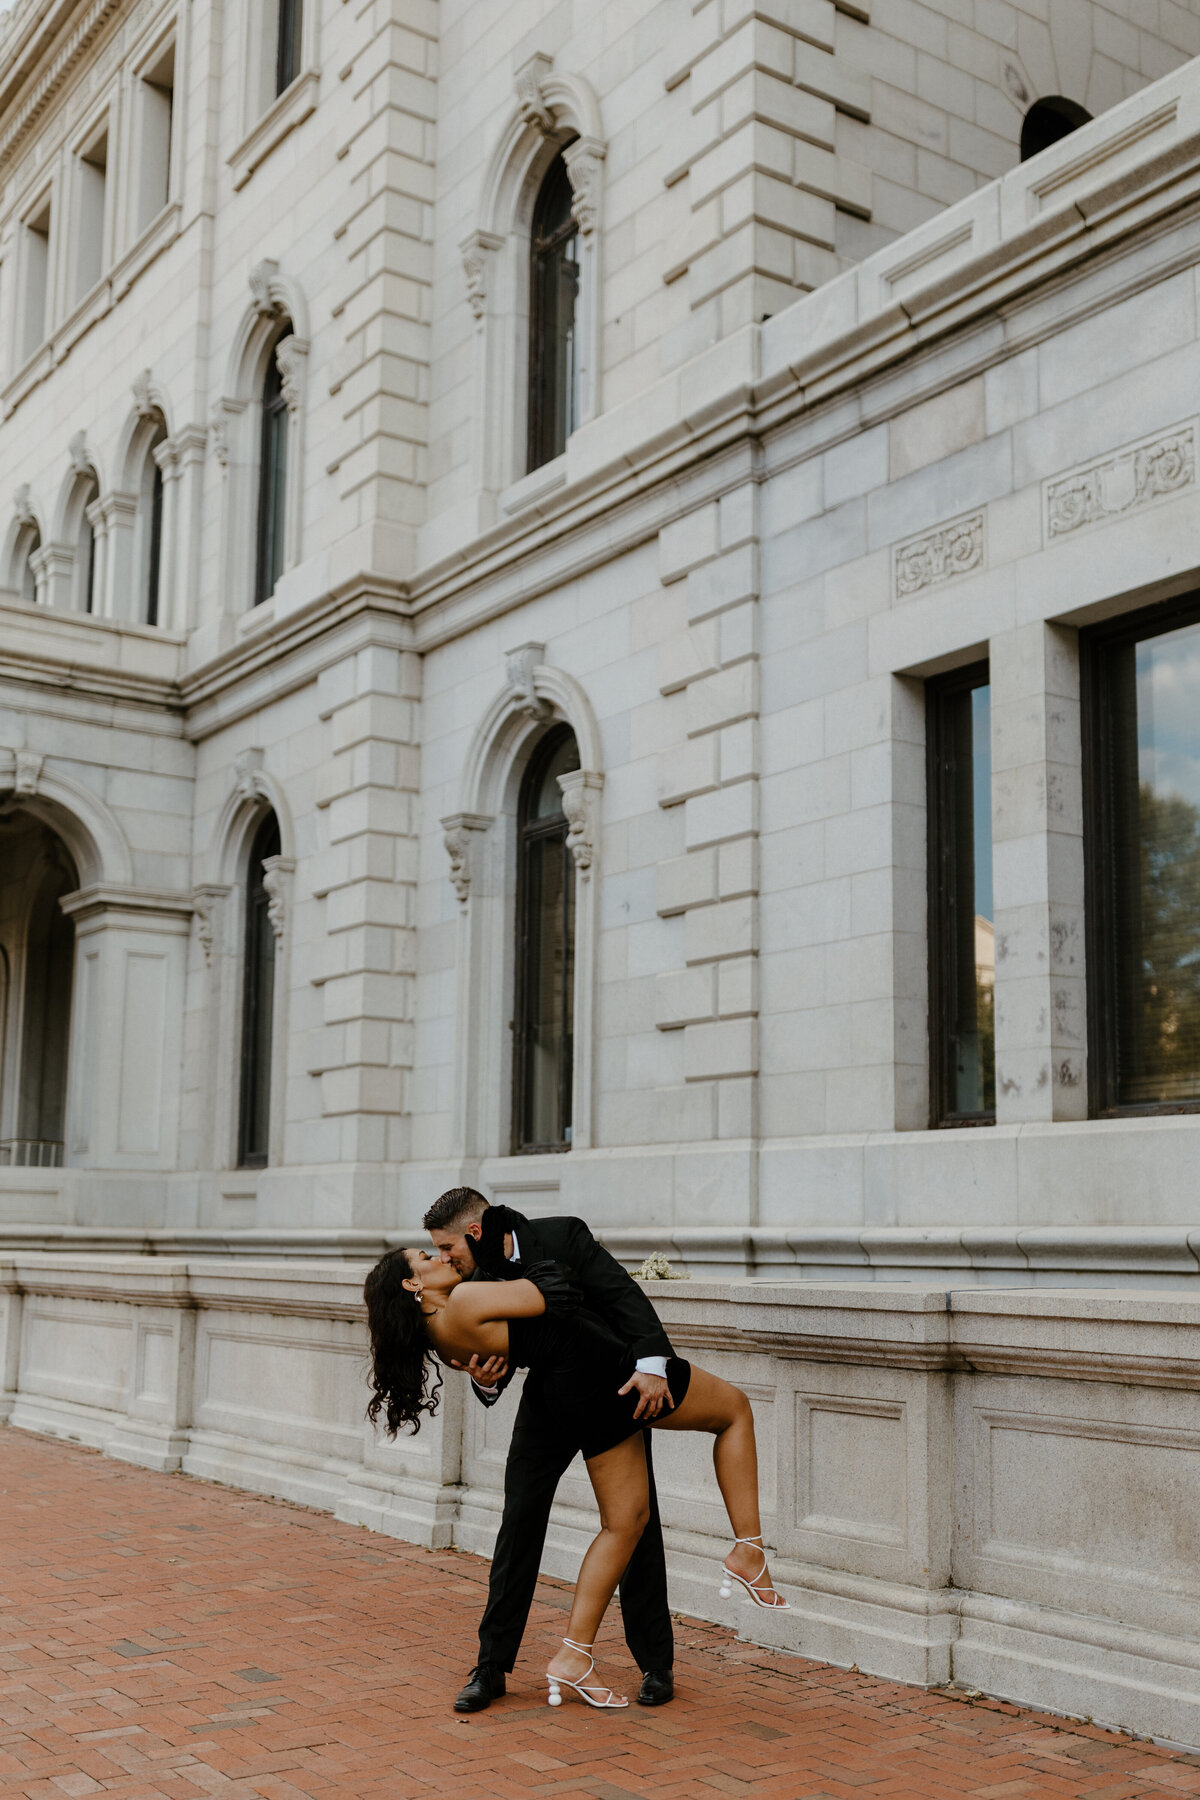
left=424, top=1185, right=676, bottom=1713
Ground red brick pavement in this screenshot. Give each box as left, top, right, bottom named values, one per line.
left=2, top=1432, right=1199, bottom=1800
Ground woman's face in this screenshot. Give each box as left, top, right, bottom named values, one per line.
left=403, top=1248, right=462, bottom=1297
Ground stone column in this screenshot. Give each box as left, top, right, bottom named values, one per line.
left=98, top=491, right=138, bottom=620
left=84, top=496, right=108, bottom=617
left=172, top=425, right=208, bottom=634
left=990, top=622, right=1087, bottom=1123
left=58, top=885, right=193, bottom=1169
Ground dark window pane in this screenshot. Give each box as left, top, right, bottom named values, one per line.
left=18, top=860, right=75, bottom=1151
left=254, top=333, right=290, bottom=606
left=928, top=667, right=994, bottom=1123
left=238, top=812, right=281, bottom=1166
left=514, top=726, right=578, bottom=1151
left=276, top=0, right=302, bottom=95
left=527, top=156, right=579, bottom=473
left=146, top=461, right=163, bottom=627
left=1092, top=613, right=1200, bottom=1108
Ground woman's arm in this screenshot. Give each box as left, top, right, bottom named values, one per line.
left=446, top=1278, right=547, bottom=1331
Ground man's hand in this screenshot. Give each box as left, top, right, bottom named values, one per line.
left=618, top=1370, right=673, bottom=1421
left=447, top=1352, right=509, bottom=1387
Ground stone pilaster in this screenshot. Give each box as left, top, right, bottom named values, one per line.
left=310, top=639, right=421, bottom=1167
left=991, top=622, right=1087, bottom=1123
left=655, top=484, right=760, bottom=1148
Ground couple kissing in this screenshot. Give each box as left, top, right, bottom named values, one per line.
left=363, top=1187, right=785, bottom=1712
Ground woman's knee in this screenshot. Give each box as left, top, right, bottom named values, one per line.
left=607, top=1500, right=651, bottom=1542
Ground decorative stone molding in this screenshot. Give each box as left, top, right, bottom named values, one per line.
left=0, top=0, right=123, bottom=173
left=460, top=229, right=504, bottom=321
left=68, top=431, right=91, bottom=478
left=441, top=813, right=493, bottom=905
left=558, top=770, right=603, bottom=878
left=563, top=139, right=605, bottom=236
left=515, top=53, right=554, bottom=133
left=1044, top=423, right=1195, bottom=540
left=234, top=747, right=268, bottom=803
left=191, top=884, right=231, bottom=965
left=209, top=401, right=232, bottom=468
left=275, top=338, right=307, bottom=415
left=505, top=642, right=552, bottom=721
left=131, top=369, right=156, bottom=419
left=249, top=259, right=282, bottom=317
left=13, top=484, right=34, bottom=527
left=893, top=512, right=985, bottom=598
left=261, top=856, right=295, bottom=941
left=14, top=751, right=43, bottom=796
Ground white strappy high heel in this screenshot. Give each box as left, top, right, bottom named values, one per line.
left=720, top=1534, right=789, bottom=1609
left=546, top=1637, right=629, bottom=1709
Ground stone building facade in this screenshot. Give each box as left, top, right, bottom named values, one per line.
left=4, top=0, right=1200, bottom=1746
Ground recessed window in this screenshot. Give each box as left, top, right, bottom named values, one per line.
left=1020, top=96, right=1091, bottom=161
left=136, top=43, right=175, bottom=233
left=275, top=0, right=302, bottom=96
left=527, top=154, right=579, bottom=475
left=927, top=664, right=995, bottom=1125
left=254, top=327, right=291, bottom=605
left=238, top=810, right=281, bottom=1167
left=21, top=199, right=51, bottom=362
left=513, top=725, right=581, bottom=1152
left=1084, top=599, right=1200, bottom=1113
left=15, top=522, right=40, bottom=603
left=73, top=127, right=108, bottom=302
left=74, top=477, right=99, bottom=613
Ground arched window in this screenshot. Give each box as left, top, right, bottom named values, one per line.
left=238, top=811, right=281, bottom=1167
left=15, top=851, right=77, bottom=1166
left=137, top=422, right=167, bottom=627
left=15, top=522, right=40, bottom=604
left=527, top=155, right=579, bottom=474
left=254, top=328, right=291, bottom=606
left=513, top=726, right=581, bottom=1152
left=1020, top=96, right=1091, bottom=161
left=75, top=477, right=99, bottom=613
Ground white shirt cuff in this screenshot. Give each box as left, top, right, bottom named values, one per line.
left=472, top=1380, right=500, bottom=1396
left=635, top=1356, right=668, bottom=1379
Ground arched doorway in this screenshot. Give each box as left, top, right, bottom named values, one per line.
left=0, top=812, right=78, bottom=1167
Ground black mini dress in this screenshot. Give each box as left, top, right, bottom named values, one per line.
left=505, top=1263, right=692, bottom=1461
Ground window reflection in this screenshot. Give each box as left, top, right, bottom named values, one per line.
left=928, top=667, right=995, bottom=1123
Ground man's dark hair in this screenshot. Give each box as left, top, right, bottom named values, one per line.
left=423, top=1186, right=489, bottom=1233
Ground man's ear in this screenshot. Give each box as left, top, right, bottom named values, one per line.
left=465, top=1220, right=483, bottom=1241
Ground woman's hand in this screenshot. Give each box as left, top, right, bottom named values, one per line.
left=447, top=1351, right=509, bottom=1386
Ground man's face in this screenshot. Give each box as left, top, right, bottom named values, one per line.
left=429, top=1219, right=482, bottom=1277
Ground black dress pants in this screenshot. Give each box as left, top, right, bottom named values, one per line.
left=476, top=1391, right=674, bottom=1674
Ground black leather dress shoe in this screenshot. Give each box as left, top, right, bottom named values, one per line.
left=636, top=1667, right=674, bottom=1706
left=454, top=1662, right=507, bottom=1712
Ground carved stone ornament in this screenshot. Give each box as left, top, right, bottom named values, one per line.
left=505, top=642, right=551, bottom=721
left=275, top=337, right=307, bottom=414
left=249, top=258, right=282, bottom=317
left=210, top=401, right=231, bottom=467
left=13, top=483, right=34, bottom=526
left=261, top=857, right=291, bottom=941
left=515, top=53, right=554, bottom=133
left=15, top=750, right=43, bottom=796
left=1045, top=424, right=1196, bottom=540
left=558, top=770, right=602, bottom=879
left=192, top=887, right=217, bottom=963
left=893, top=512, right=984, bottom=599
left=440, top=813, right=492, bottom=906
left=460, top=230, right=503, bottom=321
left=68, top=430, right=90, bottom=477
left=564, top=141, right=604, bottom=236
left=132, top=368, right=156, bottom=418
left=234, top=746, right=267, bottom=802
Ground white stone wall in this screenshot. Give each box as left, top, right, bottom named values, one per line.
left=6, top=1253, right=1200, bottom=1748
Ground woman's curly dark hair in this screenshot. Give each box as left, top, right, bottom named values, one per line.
left=363, top=1248, right=442, bottom=1436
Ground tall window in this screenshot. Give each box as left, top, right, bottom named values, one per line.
left=16, top=856, right=76, bottom=1166
left=72, top=127, right=108, bottom=303
left=1084, top=599, right=1200, bottom=1113
left=276, top=0, right=302, bottom=96
left=238, top=811, right=281, bottom=1166
left=75, top=478, right=99, bottom=613
left=21, top=198, right=51, bottom=363
left=514, top=727, right=580, bottom=1152
left=254, top=329, right=290, bottom=606
left=928, top=665, right=995, bottom=1125
left=527, top=155, right=579, bottom=474
left=135, top=42, right=175, bottom=233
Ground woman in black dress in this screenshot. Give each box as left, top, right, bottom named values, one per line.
left=363, top=1231, right=786, bottom=1711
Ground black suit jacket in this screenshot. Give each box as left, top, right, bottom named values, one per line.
left=470, top=1210, right=673, bottom=1406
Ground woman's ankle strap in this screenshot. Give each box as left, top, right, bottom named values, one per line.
left=732, top=1534, right=764, bottom=1546
left=562, top=1636, right=594, bottom=1654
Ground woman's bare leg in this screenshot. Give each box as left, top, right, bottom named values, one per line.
left=654, top=1366, right=784, bottom=1603
left=546, top=1435, right=650, bottom=1702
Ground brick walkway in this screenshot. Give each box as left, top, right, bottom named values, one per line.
left=2, top=1434, right=1200, bottom=1800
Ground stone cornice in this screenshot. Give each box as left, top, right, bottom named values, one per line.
left=0, top=0, right=124, bottom=174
